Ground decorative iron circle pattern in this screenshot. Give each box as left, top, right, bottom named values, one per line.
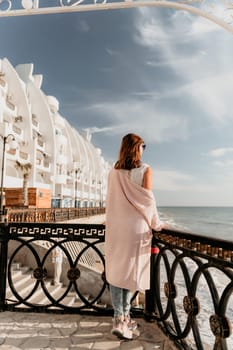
left=67, top=267, right=80, bottom=281
left=209, top=315, right=231, bottom=338
left=183, top=296, right=200, bottom=316
left=164, top=282, right=177, bottom=299
left=33, top=267, right=47, bottom=280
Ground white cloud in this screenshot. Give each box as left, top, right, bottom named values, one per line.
left=75, top=19, right=90, bottom=33
left=106, top=48, right=120, bottom=56
left=145, top=51, right=206, bottom=68
left=134, top=19, right=168, bottom=47
left=169, top=8, right=219, bottom=36
left=133, top=8, right=173, bottom=57
left=82, top=99, right=189, bottom=143
left=153, top=168, right=193, bottom=191
left=204, top=147, right=233, bottom=171
left=133, top=7, right=233, bottom=124
left=153, top=169, right=224, bottom=205
left=84, top=126, right=113, bottom=134
left=213, top=160, right=233, bottom=167
left=154, top=167, right=233, bottom=206
left=189, top=16, right=220, bottom=35
left=207, top=147, right=233, bottom=158
left=187, top=72, right=233, bottom=122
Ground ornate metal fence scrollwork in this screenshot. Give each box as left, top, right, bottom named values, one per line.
left=4, top=222, right=113, bottom=315
left=1, top=222, right=233, bottom=349
left=150, top=228, right=233, bottom=350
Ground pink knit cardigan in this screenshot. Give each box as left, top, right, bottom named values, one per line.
left=105, top=168, right=161, bottom=291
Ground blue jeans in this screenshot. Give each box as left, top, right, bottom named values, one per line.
left=109, top=284, right=131, bottom=318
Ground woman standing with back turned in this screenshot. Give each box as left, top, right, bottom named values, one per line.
left=105, top=133, right=163, bottom=340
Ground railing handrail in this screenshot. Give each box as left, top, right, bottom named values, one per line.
left=155, top=227, right=233, bottom=263
left=157, top=227, right=233, bottom=248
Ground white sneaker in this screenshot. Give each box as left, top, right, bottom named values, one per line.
left=111, top=317, right=133, bottom=340
left=111, top=317, right=124, bottom=338
left=124, top=316, right=137, bottom=331
left=122, top=321, right=133, bottom=339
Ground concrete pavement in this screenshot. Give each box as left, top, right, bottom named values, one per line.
left=0, top=311, right=178, bottom=350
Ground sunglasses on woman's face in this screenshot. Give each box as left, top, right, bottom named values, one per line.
left=142, top=144, right=146, bottom=150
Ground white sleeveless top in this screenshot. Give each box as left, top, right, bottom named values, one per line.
left=130, top=163, right=149, bottom=186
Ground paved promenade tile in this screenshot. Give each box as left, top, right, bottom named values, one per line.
left=0, top=312, right=177, bottom=350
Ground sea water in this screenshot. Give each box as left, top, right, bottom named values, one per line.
left=159, top=206, right=233, bottom=241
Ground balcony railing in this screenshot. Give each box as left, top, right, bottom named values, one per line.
left=12, top=124, right=22, bottom=135
left=37, top=138, right=44, bottom=148
left=19, top=151, right=29, bottom=160
left=6, top=99, right=15, bottom=111
left=0, top=223, right=232, bottom=349
left=6, top=207, right=106, bottom=223
left=0, top=77, right=6, bottom=87
left=147, top=228, right=233, bottom=350
left=32, top=115, right=39, bottom=128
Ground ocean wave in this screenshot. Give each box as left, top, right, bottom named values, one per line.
left=159, top=207, right=233, bottom=239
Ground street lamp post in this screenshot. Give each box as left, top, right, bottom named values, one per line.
left=74, top=167, right=82, bottom=208
left=75, top=169, right=78, bottom=208
left=98, top=180, right=102, bottom=208
left=0, top=134, right=17, bottom=221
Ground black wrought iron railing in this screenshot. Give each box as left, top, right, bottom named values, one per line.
left=148, top=228, right=233, bottom=350
left=0, top=222, right=109, bottom=315
left=0, top=222, right=233, bottom=349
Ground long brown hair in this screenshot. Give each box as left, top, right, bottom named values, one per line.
left=114, top=133, right=144, bottom=170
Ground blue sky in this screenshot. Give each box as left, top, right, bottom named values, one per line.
left=0, top=4, right=233, bottom=206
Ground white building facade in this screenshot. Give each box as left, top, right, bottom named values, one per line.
left=0, top=57, right=110, bottom=208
